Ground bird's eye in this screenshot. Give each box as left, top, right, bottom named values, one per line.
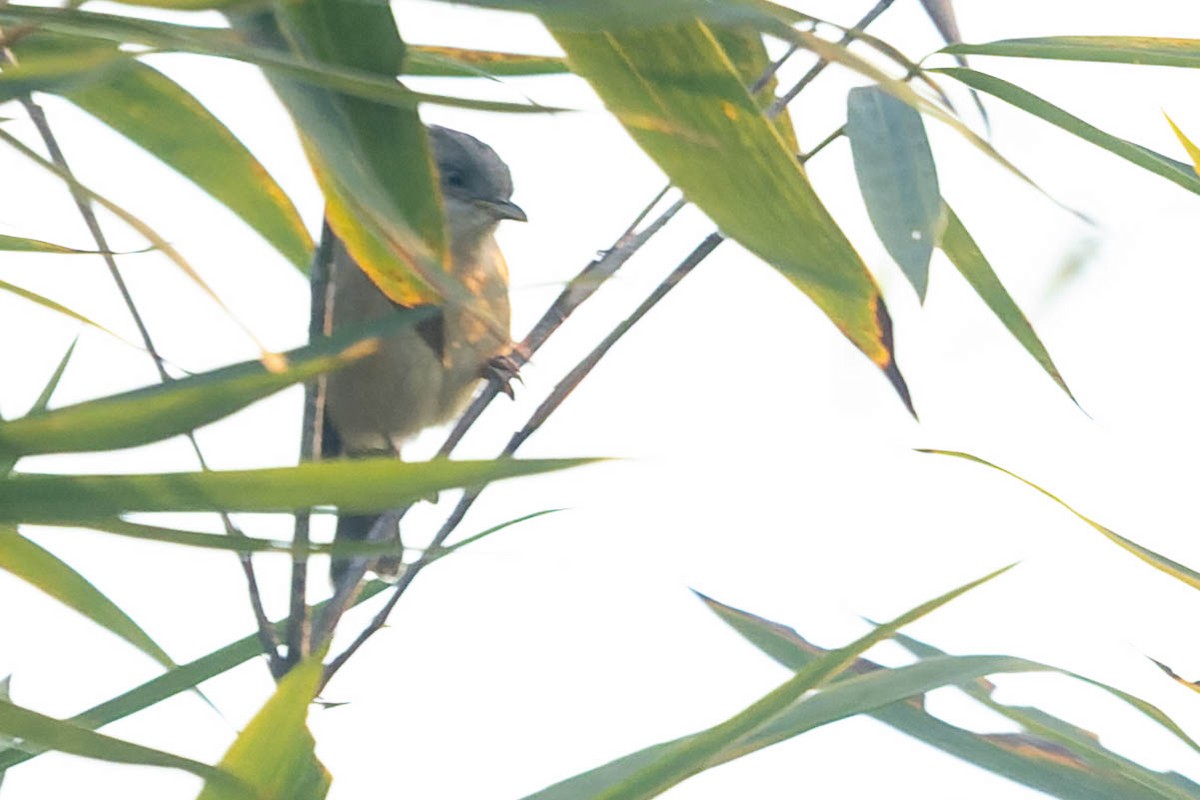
left=442, top=168, right=465, bottom=189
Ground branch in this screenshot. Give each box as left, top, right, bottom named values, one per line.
left=321, top=234, right=723, bottom=688
left=282, top=223, right=336, bottom=671
left=320, top=1, right=904, bottom=680
left=4, top=73, right=284, bottom=673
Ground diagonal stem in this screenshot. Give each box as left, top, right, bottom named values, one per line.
left=10, top=86, right=283, bottom=672
left=321, top=1, right=903, bottom=680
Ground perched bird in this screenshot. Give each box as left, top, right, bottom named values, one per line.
left=323, top=125, right=525, bottom=587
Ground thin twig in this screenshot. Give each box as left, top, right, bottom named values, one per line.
left=322, top=1, right=902, bottom=679
left=801, top=124, right=846, bottom=164
left=310, top=193, right=689, bottom=649
left=10, top=87, right=283, bottom=671
left=282, top=223, right=336, bottom=671
left=321, top=234, right=724, bottom=688
left=770, top=0, right=899, bottom=114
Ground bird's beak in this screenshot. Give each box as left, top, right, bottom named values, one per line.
left=477, top=198, right=528, bottom=222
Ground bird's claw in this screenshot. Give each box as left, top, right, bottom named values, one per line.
left=484, top=353, right=523, bottom=399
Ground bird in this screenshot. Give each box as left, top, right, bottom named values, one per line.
left=322, top=125, right=526, bottom=588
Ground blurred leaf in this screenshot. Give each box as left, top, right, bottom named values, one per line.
left=0, top=581, right=393, bottom=772
left=33, top=518, right=406, bottom=558
left=846, top=86, right=943, bottom=301
left=945, top=36, right=1200, bottom=68
left=0, top=277, right=128, bottom=343
left=918, top=0, right=962, bottom=47
left=527, top=566, right=1012, bottom=799
left=1150, top=659, right=1200, bottom=697
left=0, top=525, right=179, bottom=670
left=405, top=45, right=567, bottom=76
left=0, top=233, right=140, bottom=254
left=0, top=43, right=129, bottom=102
left=0, top=457, right=592, bottom=523
left=0, top=309, right=428, bottom=458
left=12, top=34, right=312, bottom=270
left=1164, top=114, right=1200, bottom=176
left=0, top=698, right=248, bottom=795
left=705, top=595, right=1200, bottom=800
left=709, top=26, right=797, bottom=152
left=933, top=67, right=1200, bottom=196
left=0, top=126, right=268, bottom=352
left=889, top=632, right=1200, bottom=760
left=938, top=205, right=1074, bottom=401
left=229, top=6, right=475, bottom=316
left=550, top=21, right=913, bottom=412
left=28, top=338, right=78, bottom=418
left=0, top=8, right=565, bottom=114
left=432, top=509, right=563, bottom=558
left=921, top=450, right=1200, bottom=592
left=0, top=337, right=78, bottom=476
left=196, top=654, right=329, bottom=800
left=429, top=0, right=812, bottom=30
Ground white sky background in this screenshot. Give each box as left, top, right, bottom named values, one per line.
left=3, top=0, right=1200, bottom=797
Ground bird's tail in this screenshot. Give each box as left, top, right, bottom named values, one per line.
left=331, top=512, right=379, bottom=588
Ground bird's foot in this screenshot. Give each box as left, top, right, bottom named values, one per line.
left=483, top=352, right=524, bottom=399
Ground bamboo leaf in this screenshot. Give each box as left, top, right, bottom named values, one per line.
left=0, top=233, right=142, bottom=254
left=0, top=309, right=428, bottom=458
left=1164, top=114, right=1200, bottom=176
left=944, top=36, right=1200, bottom=68
left=528, top=566, right=1012, bottom=799
left=549, top=21, right=913, bottom=413
left=195, top=654, right=329, bottom=800
left=0, top=525, right=178, bottom=670
left=404, top=45, right=567, bottom=77
left=0, top=278, right=131, bottom=345
left=933, top=67, right=1200, bottom=196
left=0, top=699, right=249, bottom=796
left=0, top=457, right=593, bottom=523
left=0, top=337, right=77, bottom=477
left=19, top=34, right=312, bottom=270
left=0, top=582, right=393, bottom=772
left=920, top=450, right=1200, bottom=592
left=939, top=205, right=1074, bottom=401
left=703, top=594, right=1200, bottom=800
left=846, top=86, right=943, bottom=301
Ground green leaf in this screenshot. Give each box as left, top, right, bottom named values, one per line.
left=846, top=86, right=943, bottom=301
left=0, top=278, right=127, bottom=344
left=12, top=33, right=312, bottom=270
left=0, top=126, right=265, bottom=351
left=933, top=67, right=1200, bottom=196
left=944, top=36, right=1200, bottom=68
left=196, top=654, right=329, bottom=800
left=0, top=8, right=565, bottom=115
left=549, top=21, right=913, bottom=413
left=888, top=632, right=1200, bottom=763
left=528, top=565, right=1012, bottom=799
left=0, top=233, right=136, bottom=254
left=231, top=2, right=449, bottom=308
left=0, top=525, right=178, bottom=670
left=0, top=699, right=249, bottom=796
left=0, top=43, right=130, bottom=102
left=0, top=581, right=393, bottom=772
left=938, top=205, right=1074, bottom=401
left=702, top=594, right=1200, bottom=800
left=404, top=45, right=567, bottom=77
left=920, top=450, right=1200, bottom=593
left=1164, top=114, right=1200, bottom=176
left=432, top=509, right=563, bottom=558
left=708, top=26, right=797, bottom=152
left=30, top=518, right=404, bottom=558
left=0, top=337, right=76, bottom=477
left=0, top=457, right=593, bottom=523
left=0, top=309, right=427, bottom=458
